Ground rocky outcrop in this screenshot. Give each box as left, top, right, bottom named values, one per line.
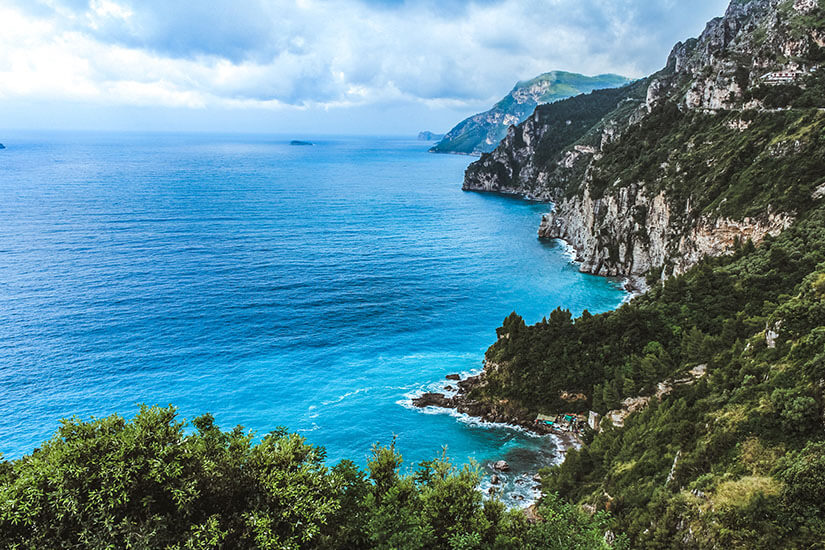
left=411, top=373, right=562, bottom=436
left=411, top=393, right=454, bottom=408
left=463, top=0, right=821, bottom=280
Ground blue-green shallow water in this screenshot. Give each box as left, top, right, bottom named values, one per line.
left=0, top=132, right=624, bottom=505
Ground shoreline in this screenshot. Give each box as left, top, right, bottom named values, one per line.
left=460, top=187, right=649, bottom=297
left=410, top=371, right=583, bottom=509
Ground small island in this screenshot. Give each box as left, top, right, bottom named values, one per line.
left=290, top=140, right=313, bottom=146
left=417, top=131, right=444, bottom=141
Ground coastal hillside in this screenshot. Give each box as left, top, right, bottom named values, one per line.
left=458, top=0, right=825, bottom=546
left=430, top=72, right=630, bottom=156
left=464, top=0, right=825, bottom=281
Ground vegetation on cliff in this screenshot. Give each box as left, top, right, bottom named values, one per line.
left=464, top=0, right=825, bottom=278
left=459, top=0, right=825, bottom=546
left=0, top=406, right=627, bottom=549
left=473, top=202, right=825, bottom=548
left=431, top=72, right=630, bottom=156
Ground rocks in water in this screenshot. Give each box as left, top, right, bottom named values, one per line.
left=411, top=393, right=453, bottom=408
left=457, top=374, right=483, bottom=392
left=490, top=474, right=501, bottom=485
left=444, top=385, right=455, bottom=391
left=0, top=143, right=5, bottom=149
left=492, top=460, right=510, bottom=472
left=445, top=373, right=460, bottom=380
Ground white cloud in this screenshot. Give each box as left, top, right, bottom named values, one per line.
left=0, top=0, right=731, bottom=119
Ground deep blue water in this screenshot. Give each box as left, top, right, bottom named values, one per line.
left=0, top=132, right=624, bottom=504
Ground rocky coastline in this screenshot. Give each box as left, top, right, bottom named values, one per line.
left=411, top=372, right=581, bottom=449
left=460, top=0, right=815, bottom=283
left=411, top=371, right=581, bottom=510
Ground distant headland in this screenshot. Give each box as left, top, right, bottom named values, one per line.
left=417, top=131, right=444, bottom=141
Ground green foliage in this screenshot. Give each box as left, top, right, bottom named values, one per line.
left=0, top=406, right=624, bottom=550
left=591, top=105, right=825, bottom=217
left=476, top=207, right=825, bottom=547
left=432, top=72, right=630, bottom=155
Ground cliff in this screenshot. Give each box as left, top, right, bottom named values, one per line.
left=464, top=0, right=825, bottom=280
left=430, top=72, right=630, bottom=156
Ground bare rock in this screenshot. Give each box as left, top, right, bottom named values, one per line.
left=411, top=393, right=453, bottom=408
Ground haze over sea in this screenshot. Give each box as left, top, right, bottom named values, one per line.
left=0, top=133, right=624, bottom=502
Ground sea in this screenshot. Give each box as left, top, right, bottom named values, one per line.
left=0, top=132, right=625, bottom=506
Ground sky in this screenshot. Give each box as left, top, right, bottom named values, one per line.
left=0, top=0, right=731, bottom=135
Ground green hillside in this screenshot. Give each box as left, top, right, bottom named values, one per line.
left=430, top=72, right=631, bottom=155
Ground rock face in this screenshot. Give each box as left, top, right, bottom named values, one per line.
left=539, top=189, right=794, bottom=278
left=431, top=71, right=630, bottom=156
left=463, top=0, right=821, bottom=280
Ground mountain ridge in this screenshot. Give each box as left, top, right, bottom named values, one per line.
left=430, top=71, right=631, bottom=156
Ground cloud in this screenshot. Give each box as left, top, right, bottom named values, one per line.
left=0, top=0, right=731, bottom=114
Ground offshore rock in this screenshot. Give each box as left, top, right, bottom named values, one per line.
left=411, top=393, right=454, bottom=408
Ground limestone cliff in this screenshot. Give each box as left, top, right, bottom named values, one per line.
left=464, top=0, right=825, bottom=281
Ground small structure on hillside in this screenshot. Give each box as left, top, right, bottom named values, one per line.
left=760, top=71, right=803, bottom=84
left=588, top=411, right=601, bottom=431
left=535, top=413, right=587, bottom=434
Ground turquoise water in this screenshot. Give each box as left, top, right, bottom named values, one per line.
left=0, top=132, right=624, bottom=503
